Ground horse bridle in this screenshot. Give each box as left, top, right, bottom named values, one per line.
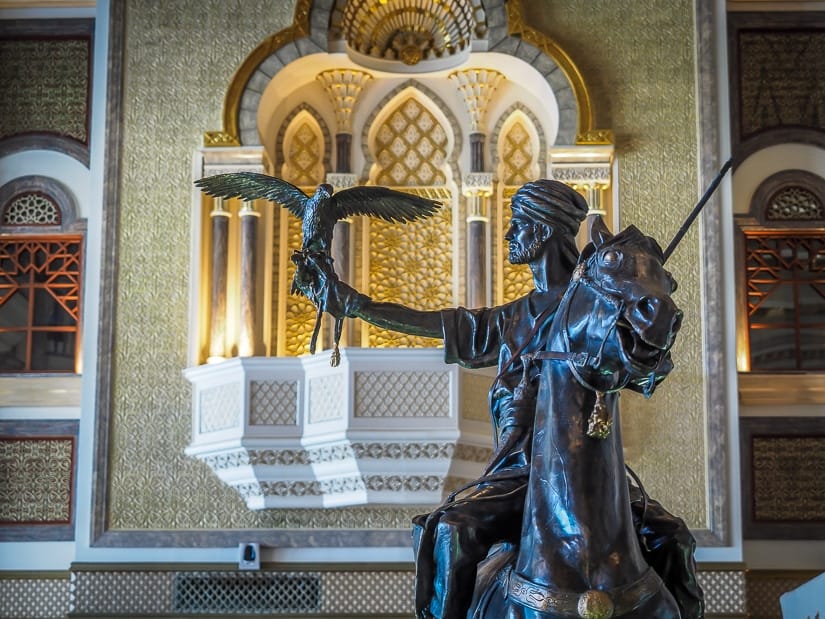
left=530, top=259, right=670, bottom=439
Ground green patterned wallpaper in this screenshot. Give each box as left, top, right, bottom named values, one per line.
left=110, top=0, right=706, bottom=530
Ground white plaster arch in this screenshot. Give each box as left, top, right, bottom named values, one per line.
left=252, top=51, right=574, bottom=161
left=461, top=53, right=560, bottom=146
left=257, top=53, right=351, bottom=162
left=0, top=150, right=90, bottom=220
left=732, top=143, right=825, bottom=215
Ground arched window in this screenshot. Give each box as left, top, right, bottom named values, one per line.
left=0, top=178, right=83, bottom=373
left=737, top=171, right=825, bottom=372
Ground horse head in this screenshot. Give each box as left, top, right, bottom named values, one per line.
left=557, top=216, right=683, bottom=398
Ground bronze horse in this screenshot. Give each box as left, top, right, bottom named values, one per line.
left=469, top=218, right=685, bottom=619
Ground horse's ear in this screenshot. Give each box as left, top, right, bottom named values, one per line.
left=589, top=215, right=613, bottom=248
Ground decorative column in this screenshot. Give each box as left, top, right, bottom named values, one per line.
left=463, top=173, right=494, bottom=308
left=316, top=69, right=373, bottom=279
left=207, top=197, right=230, bottom=362
left=238, top=199, right=260, bottom=357
left=450, top=69, right=504, bottom=308
left=317, top=69, right=372, bottom=347
left=199, top=147, right=267, bottom=364
left=549, top=132, right=615, bottom=237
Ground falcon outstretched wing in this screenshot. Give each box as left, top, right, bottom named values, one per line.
left=331, top=186, right=442, bottom=223
left=195, top=172, right=309, bottom=218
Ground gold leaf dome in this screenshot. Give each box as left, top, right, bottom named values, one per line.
left=338, top=0, right=487, bottom=72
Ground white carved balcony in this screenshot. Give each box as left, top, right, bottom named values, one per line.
left=184, top=348, right=494, bottom=509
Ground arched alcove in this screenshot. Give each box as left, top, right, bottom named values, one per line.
left=207, top=1, right=594, bottom=148
left=187, top=0, right=617, bottom=511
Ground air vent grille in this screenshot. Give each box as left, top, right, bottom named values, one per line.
left=173, top=572, right=321, bottom=614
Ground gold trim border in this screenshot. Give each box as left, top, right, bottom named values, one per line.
left=507, top=1, right=594, bottom=136
left=205, top=0, right=311, bottom=146
left=207, top=0, right=600, bottom=146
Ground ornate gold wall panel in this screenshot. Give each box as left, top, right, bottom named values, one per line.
left=108, top=0, right=707, bottom=534
left=283, top=120, right=324, bottom=188
left=737, top=28, right=825, bottom=141
left=366, top=204, right=452, bottom=349
left=741, top=417, right=825, bottom=539
left=501, top=121, right=534, bottom=186
left=373, top=97, right=449, bottom=187
left=0, top=421, right=77, bottom=541
left=751, top=436, right=825, bottom=521
left=109, top=0, right=302, bottom=531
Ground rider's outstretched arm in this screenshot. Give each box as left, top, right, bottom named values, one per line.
left=293, top=252, right=442, bottom=339
left=349, top=297, right=442, bottom=339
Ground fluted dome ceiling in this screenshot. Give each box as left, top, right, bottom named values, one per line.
left=333, top=0, right=488, bottom=72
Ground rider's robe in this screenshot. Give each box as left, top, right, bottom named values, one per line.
left=441, top=287, right=564, bottom=470
left=412, top=289, right=564, bottom=618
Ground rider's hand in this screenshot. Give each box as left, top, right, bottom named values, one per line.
left=292, top=251, right=369, bottom=319
left=325, top=278, right=367, bottom=319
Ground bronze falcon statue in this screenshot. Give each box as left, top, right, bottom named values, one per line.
left=195, top=172, right=442, bottom=364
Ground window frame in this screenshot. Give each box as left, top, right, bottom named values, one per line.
left=0, top=233, right=84, bottom=374
left=735, top=170, right=825, bottom=405
left=0, top=176, right=85, bottom=378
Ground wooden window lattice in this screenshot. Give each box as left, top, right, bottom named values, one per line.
left=0, top=236, right=82, bottom=372
left=744, top=231, right=825, bottom=371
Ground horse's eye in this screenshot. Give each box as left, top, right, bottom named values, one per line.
left=600, top=249, right=621, bottom=267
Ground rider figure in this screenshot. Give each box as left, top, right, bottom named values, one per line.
left=293, top=179, right=703, bottom=619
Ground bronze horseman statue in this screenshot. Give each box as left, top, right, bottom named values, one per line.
left=292, top=179, right=704, bottom=619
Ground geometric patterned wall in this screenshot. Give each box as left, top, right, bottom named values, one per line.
left=740, top=417, right=825, bottom=539
left=0, top=420, right=77, bottom=541
left=0, top=576, right=70, bottom=619
left=0, top=439, right=73, bottom=523
left=728, top=12, right=825, bottom=159
left=0, top=20, right=92, bottom=152
left=105, top=0, right=710, bottom=540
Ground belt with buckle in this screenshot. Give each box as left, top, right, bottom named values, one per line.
left=502, top=565, right=661, bottom=619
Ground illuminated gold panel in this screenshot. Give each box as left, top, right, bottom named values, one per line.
left=282, top=216, right=319, bottom=356
left=367, top=202, right=452, bottom=349
left=0, top=37, right=89, bottom=143
left=502, top=121, right=533, bottom=186
left=285, top=122, right=323, bottom=187
left=277, top=113, right=326, bottom=357
left=374, top=98, right=448, bottom=187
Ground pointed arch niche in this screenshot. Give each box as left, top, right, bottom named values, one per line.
left=185, top=3, right=615, bottom=510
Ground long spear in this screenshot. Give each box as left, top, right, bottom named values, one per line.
left=662, top=157, right=733, bottom=263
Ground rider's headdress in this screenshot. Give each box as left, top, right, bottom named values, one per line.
left=511, top=180, right=588, bottom=237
